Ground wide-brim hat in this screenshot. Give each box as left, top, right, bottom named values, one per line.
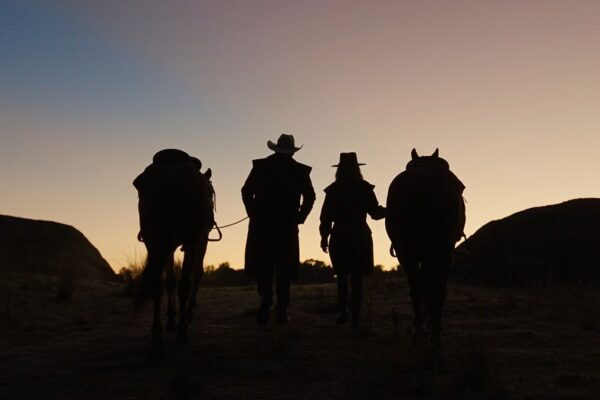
left=267, top=134, right=303, bottom=154
left=332, top=152, right=366, bottom=167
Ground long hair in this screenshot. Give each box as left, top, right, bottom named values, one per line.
left=335, top=164, right=363, bottom=182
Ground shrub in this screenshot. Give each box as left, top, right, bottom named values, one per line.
left=118, top=255, right=145, bottom=296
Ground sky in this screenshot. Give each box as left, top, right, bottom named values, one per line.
left=2, top=1, right=600, bottom=271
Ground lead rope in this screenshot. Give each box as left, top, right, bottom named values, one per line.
left=208, top=216, right=249, bottom=242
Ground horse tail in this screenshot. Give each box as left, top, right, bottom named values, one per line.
left=132, top=254, right=164, bottom=314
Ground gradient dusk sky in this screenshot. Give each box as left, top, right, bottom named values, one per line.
left=2, top=1, right=600, bottom=271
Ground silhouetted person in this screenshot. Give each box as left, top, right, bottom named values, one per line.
left=386, top=148, right=465, bottom=354
left=242, top=134, right=316, bottom=325
left=319, top=153, right=386, bottom=328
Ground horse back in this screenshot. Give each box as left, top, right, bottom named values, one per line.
left=386, top=167, right=465, bottom=254
left=135, top=162, right=214, bottom=242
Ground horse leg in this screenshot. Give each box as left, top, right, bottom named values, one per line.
left=165, top=257, right=176, bottom=331
left=152, top=291, right=163, bottom=355
left=423, top=251, right=451, bottom=353
left=402, top=257, right=424, bottom=343
left=176, top=241, right=200, bottom=344
left=145, top=250, right=170, bottom=355
left=187, top=236, right=208, bottom=324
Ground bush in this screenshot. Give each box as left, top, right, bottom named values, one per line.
left=118, top=255, right=145, bottom=296
left=297, top=259, right=335, bottom=284
left=202, top=262, right=251, bottom=287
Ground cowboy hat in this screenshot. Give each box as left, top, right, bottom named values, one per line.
left=267, top=134, right=303, bottom=154
left=332, top=152, right=366, bottom=167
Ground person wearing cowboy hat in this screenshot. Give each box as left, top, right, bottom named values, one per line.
left=319, top=152, right=386, bottom=328
left=242, top=134, right=316, bottom=325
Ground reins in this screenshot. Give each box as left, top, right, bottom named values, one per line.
left=208, top=216, right=249, bottom=242
left=216, top=216, right=249, bottom=229
left=206, top=179, right=249, bottom=240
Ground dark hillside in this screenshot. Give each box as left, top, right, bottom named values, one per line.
left=0, top=215, right=114, bottom=280
left=453, top=199, right=600, bottom=286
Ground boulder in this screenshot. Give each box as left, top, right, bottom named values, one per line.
left=452, top=199, right=600, bottom=287
left=0, top=215, right=115, bottom=280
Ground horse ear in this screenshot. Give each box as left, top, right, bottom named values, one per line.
left=205, top=168, right=212, bottom=180
left=411, top=148, right=419, bottom=160
left=432, top=148, right=439, bottom=157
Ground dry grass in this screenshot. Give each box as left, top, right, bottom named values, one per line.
left=454, top=334, right=497, bottom=395
left=0, top=271, right=599, bottom=399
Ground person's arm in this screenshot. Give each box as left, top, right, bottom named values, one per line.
left=298, top=167, right=316, bottom=224
left=241, top=163, right=257, bottom=218
left=366, top=186, right=386, bottom=220
left=319, top=192, right=333, bottom=253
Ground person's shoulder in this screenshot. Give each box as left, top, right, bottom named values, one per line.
left=361, top=179, right=375, bottom=190
left=323, top=182, right=336, bottom=193
left=360, top=179, right=376, bottom=191
left=251, top=157, right=269, bottom=168
left=291, top=159, right=312, bottom=175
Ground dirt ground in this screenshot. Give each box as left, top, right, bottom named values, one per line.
left=1, top=272, right=599, bottom=399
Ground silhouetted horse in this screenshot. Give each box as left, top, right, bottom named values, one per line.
left=386, top=148, right=465, bottom=352
left=133, top=149, right=215, bottom=353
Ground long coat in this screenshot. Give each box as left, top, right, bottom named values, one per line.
left=319, top=179, right=385, bottom=276
left=242, top=153, right=316, bottom=277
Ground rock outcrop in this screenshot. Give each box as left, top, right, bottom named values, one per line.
left=452, top=199, right=600, bottom=287
left=0, top=215, right=115, bottom=280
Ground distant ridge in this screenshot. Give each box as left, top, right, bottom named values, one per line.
left=452, top=198, right=600, bottom=287
left=0, top=215, right=115, bottom=280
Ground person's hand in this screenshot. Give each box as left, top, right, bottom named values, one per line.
left=320, top=237, right=328, bottom=253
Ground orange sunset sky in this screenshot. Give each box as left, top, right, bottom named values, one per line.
left=2, top=1, right=600, bottom=271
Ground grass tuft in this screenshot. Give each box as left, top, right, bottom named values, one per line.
left=118, top=254, right=145, bottom=297
left=454, top=334, right=500, bottom=396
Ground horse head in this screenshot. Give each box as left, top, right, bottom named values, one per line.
left=203, top=168, right=216, bottom=212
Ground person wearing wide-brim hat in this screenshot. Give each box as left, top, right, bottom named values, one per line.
left=242, top=134, right=316, bottom=325
left=319, top=152, right=386, bottom=328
